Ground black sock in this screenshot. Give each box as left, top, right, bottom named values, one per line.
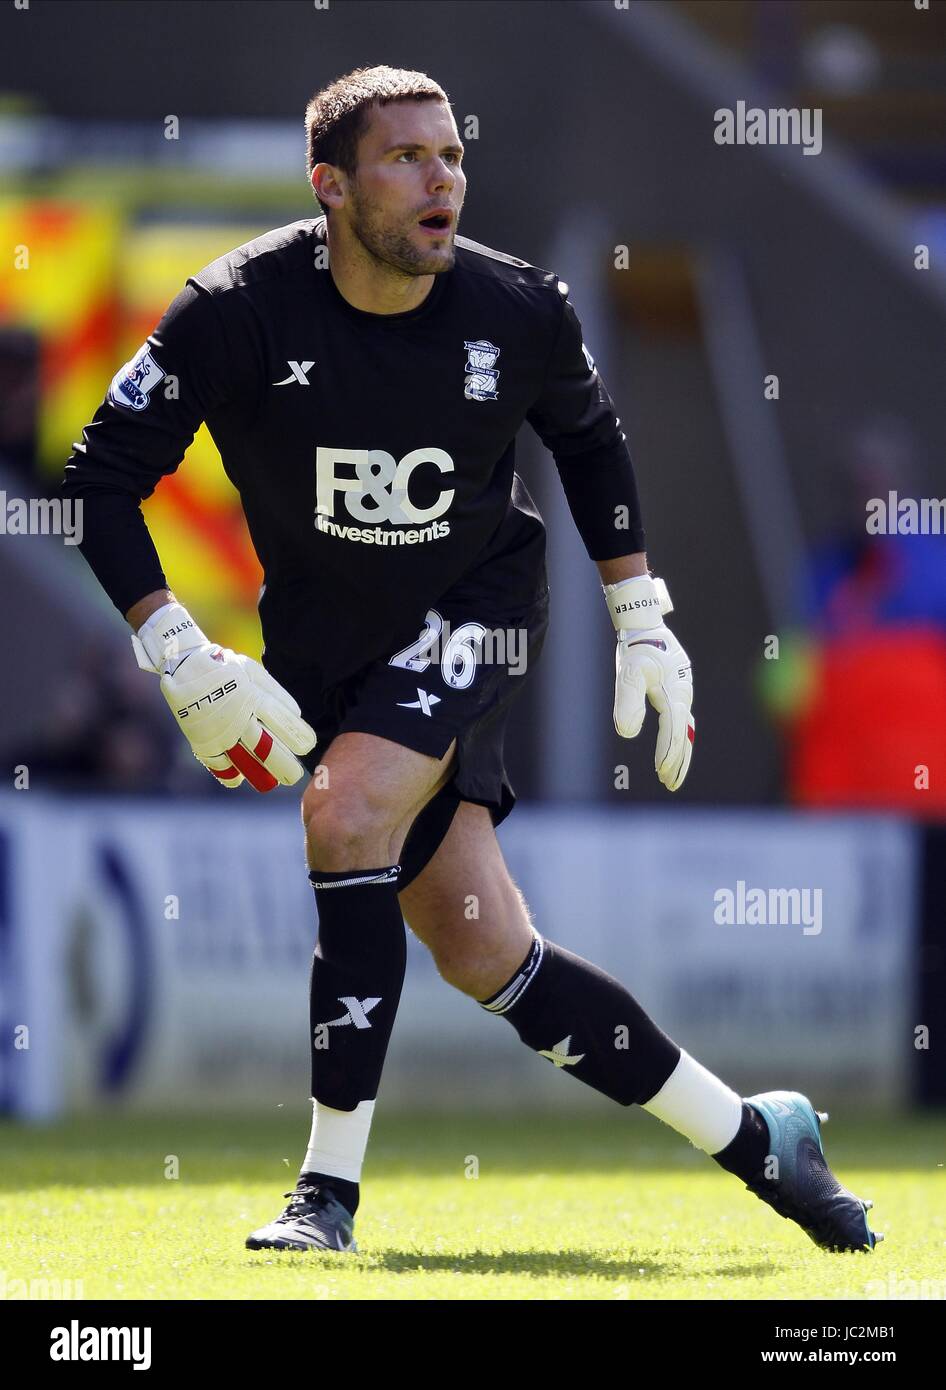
left=300, top=1169, right=360, bottom=1218
left=308, top=864, right=406, bottom=1109
left=480, top=935, right=681, bottom=1106
left=711, top=1103, right=770, bottom=1181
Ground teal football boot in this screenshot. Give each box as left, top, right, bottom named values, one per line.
left=246, top=1181, right=358, bottom=1253
left=743, top=1090, right=882, bottom=1252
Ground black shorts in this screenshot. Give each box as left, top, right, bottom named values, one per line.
left=268, top=585, right=550, bottom=889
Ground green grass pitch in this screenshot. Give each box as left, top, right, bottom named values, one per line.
left=2, top=1106, right=944, bottom=1300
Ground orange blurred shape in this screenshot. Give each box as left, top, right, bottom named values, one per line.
left=789, top=627, right=946, bottom=819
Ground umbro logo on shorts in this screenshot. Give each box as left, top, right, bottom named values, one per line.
left=397, top=688, right=441, bottom=716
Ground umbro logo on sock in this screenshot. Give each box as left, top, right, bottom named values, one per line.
left=537, top=1035, right=585, bottom=1068
left=323, top=996, right=382, bottom=1029
left=397, top=688, right=441, bottom=716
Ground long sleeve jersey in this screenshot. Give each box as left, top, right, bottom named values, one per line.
left=63, top=215, right=645, bottom=694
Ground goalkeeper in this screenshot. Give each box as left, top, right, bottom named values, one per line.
left=63, top=64, right=879, bottom=1256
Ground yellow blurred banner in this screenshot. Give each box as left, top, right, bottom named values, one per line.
left=0, top=200, right=271, bottom=656
left=117, top=223, right=269, bottom=657
left=0, top=199, right=120, bottom=470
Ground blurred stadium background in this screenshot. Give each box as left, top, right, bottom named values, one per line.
left=0, top=0, right=944, bottom=1132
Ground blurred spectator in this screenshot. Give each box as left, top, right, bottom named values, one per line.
left=6, top=639, right=207, bottom=794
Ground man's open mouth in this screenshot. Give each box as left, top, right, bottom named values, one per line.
left=418, top=213, right=451, bottom=231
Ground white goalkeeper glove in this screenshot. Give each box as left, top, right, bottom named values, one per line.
left=132, top=602, right=317, bottom=792
left=604, top=574, right=695, bottom=792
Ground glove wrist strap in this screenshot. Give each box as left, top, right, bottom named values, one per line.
left=132, top=602, right=208, bottom=674
left=603, top=574, right=673, bottom=632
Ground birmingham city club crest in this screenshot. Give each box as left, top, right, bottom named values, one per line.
left=463, top=339, right=500, bottom=401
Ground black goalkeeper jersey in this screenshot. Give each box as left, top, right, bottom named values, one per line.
left=63, top=216, right=645, bottom=694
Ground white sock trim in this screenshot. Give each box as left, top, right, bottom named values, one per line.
left=302, top=1098, right=376, bottom=1183
left=641, top=1050, right=742, bottom=1154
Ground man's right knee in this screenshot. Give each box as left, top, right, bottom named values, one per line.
left=300, top=733, right=458, bottom=872
left=303, top=791, right=398, bottom=870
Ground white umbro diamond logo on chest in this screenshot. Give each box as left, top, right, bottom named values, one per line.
left=273, top=360, right=315, bottom=386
